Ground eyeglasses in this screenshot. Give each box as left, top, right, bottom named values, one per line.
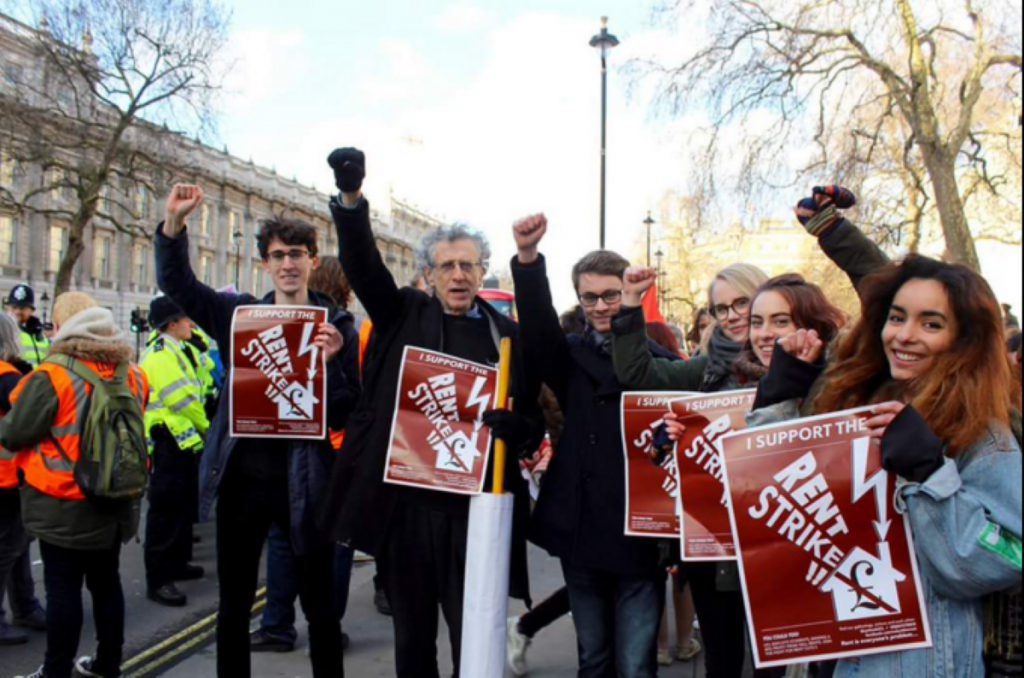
left=433, top=261, right=484, bottom=275
left=579, top=291, right=624, bottom=308
left=266, top=249, right=311, bottom=263
left=711, top=298, right=751, bottom=321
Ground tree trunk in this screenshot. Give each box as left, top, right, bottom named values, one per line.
left=919, top=145, right=982, bottom=270
left=55, top=201, right=97, bottom=296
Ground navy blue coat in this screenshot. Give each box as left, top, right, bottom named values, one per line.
left=512, top=255, right=678, bottom=578
left=155, top=227, right=362, bottom=556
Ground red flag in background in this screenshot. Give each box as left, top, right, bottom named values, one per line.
left=642, top=284, right=667, bottom=324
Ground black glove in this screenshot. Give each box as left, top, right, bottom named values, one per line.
left=650, top=424, right=674, bottom=466
left=881, top=406, right=945, bottom=484
left=483, top=409, right=537, bottom=455
left=327, top=148, right=366, bottom=193
left=753, top=344, right=827, bottom=410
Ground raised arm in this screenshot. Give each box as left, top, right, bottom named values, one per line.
left=156, top=184, right=245, bottom=351
left=796, top=185, right=890, bottom=294
left=326, top=148, right=404, bottom=333
left=509, top=214, right=572, bottom=405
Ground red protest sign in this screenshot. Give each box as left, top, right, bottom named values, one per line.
left=671, top=389, right=756, bottom=561
left=621, top=393, right=689, bottom=538
left=721, top=407, right=932, bottom=668
left=230, top=305, right=329, bottom=440
left=385, top=348, right=499, bottom=496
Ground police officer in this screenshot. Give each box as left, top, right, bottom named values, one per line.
left=141, top=297, right=209, bottom=607
left=4, top=285, right=49, bottom=368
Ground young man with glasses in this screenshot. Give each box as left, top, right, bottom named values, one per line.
left=322, top=148, right=545, bottom=678
left=508, top=214, right=681, bottom=678
left=154, top=184, right=362, bottom=678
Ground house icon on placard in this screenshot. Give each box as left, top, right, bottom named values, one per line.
left=820, top=545, right=907, bottom=623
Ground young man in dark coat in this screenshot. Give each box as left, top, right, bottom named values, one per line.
left=509, top=214, right=676, bottom=678
left=155, top=185, right=361, bottom=678
left=322, top=148, right=545, bottom=678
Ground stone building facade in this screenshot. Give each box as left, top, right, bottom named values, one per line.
left=0, top=13, right=438, bottom=330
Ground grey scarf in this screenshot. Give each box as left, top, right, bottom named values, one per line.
left=702, top=327, right=745, bottom=392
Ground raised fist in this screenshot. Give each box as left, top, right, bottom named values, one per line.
left=623, top=266, right=658, bottom=307
left=327, top=148, right=366, bottom=194
left=164, top=184, right=204, bottom=235
left=513, top=214, right=548, bottom=264
left=777, top=329, right=824, bottom=365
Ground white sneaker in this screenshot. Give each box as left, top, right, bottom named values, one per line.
left=506, top=617, right=531, bottom=676
left=74, top=657, right=107, bottom=677
left=15, top=667, right=46, bottom=678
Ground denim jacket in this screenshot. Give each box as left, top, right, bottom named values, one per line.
left=749, top=404, right=1023, bottom=678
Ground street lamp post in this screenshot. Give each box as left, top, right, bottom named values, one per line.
left=40, top=291, right=50, bottom=325
left=644, top=212, right=656, bottom=267
left=590, top=16, right=619, bottom=250
left=233, top=229, right=243, bottom=291
left=656, top=248, right=668, bottom=318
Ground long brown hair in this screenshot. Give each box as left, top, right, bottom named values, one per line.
left=814, top=256, right=1018, bottom=454
left=751, top=274, right=847, bottom=345
left=309, top=256, right=353, bottom=310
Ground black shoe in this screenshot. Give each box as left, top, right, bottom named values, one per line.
left=13, top=608, right=47, bottom=631
left=249, top=629, right=295, bottom=653
left=172, top=564, right=205, bottom=582
left=0, top=623, right=29, bottom=646
left=374, top=589, right=393, bottom=616
left=147, top=584, right=187, bottom=608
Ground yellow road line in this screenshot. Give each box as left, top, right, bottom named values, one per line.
left=122, top=587, right=268, bottom=674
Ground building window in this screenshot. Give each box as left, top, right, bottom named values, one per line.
left=200, top=254, right=213, bottom=286
left=134, top=242, right=151, bottom=287
left=200, top=204, right=212, bottom=237
left=48, top=224, right=69, bottom=272
left=135, top=184, right=149, bottom=220
left=94, top=234, right=112, bottom=279
left=0, top=215, right=16, bottom=266
left=252, top=263, right=265, bottom=297
left=228, top=210, right=240, bottom=239
left=0, top=151, right=15, bottom=188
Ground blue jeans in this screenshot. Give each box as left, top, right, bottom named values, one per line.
left=562, top=561, right=665, bottom=678
left=261, top=525, right=354, bottom=643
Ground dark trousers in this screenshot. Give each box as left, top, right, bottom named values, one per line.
left=261, top=524, right=355, bottom=643
left=562, top=561, right=665, bottom=678
left=379, top=502, right=468, bottom=678
left=0, top=488, right=42, bottom=624
left=519, top=587, right=571, bottom=638
left=144, top=435, right=198, bottom=589
left=39, top=540, right=124, bottom=678
left=215, top=465, right=342, bottom=678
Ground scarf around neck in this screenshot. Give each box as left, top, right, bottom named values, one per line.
left=702, top=327, right=746, bottom=391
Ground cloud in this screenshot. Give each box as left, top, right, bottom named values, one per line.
left=220, top=28, right=309, bottom=114
left=361, top=39, right=431, bottom=104
left=435, top=5, right=489, bottom=33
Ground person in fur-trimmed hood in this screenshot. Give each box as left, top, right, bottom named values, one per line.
left=1, top=292, right=148, bottom=678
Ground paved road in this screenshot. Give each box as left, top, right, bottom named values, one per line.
left=0, top=507, right=713, bottom=677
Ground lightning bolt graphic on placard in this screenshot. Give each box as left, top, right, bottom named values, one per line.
left=298, top=322, right=320, bottom=378
left=467, top=376, right=491, bottom=431
left=852, top=437, right=892, bottom=541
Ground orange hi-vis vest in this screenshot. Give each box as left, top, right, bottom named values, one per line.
left=11, top=359, right=148, bottom=501
left=0, top=360, right=24, bottom=489
left=329, top=318, right=375, bottom=451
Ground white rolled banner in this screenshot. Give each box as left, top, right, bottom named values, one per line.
left=460, top=492, right=515, bottom=678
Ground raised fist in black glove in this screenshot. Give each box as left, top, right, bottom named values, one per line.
left=327, top=148, right=366, bottom=193
left=483, top=409, right=538, bottom=455
left=870, top=404, right=946, bottom=484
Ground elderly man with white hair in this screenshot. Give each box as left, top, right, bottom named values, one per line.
left=322, top=148, right=545, bottom=678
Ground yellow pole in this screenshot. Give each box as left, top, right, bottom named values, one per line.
left=491, top=337, right=513, bottom=495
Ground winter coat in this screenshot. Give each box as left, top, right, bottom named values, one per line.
left=512, top=255, right=682, bottom=578
left=323, top=198, right=545, bottom=602
left=154, top=226, right=362, bottom=557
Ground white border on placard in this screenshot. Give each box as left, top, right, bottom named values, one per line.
left=228, top=305, right=329, bottom=441
left=382, top=346, right=498, bottom=497
left=668, top=389, right=757, bottom=562
left=719, top=406, right=934, bottom=669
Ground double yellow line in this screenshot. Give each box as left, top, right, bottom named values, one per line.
left=122, top=587, right=268, bottom=677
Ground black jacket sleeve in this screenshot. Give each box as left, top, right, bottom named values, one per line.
left=753, top=344, right=828, bottom=411
left=325, top=315, right=362, bottom=431
left=0, top=372, right=24, bottom=414
left=329, top=198, right=404, bottom=334
left=154, top=226, right=248, bottom=357
left=818, top=219, right=892, bottom=295
left=510, top=255, right=572, bottom=408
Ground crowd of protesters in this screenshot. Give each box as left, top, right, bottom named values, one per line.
left=0, top=146, right=1019, bottom=678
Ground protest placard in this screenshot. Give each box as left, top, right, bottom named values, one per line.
left=385, top=347, right=499, bottom=495
left=720, top=408, right=932, bottom=668
left=230, top=305, right=328, bottom=440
